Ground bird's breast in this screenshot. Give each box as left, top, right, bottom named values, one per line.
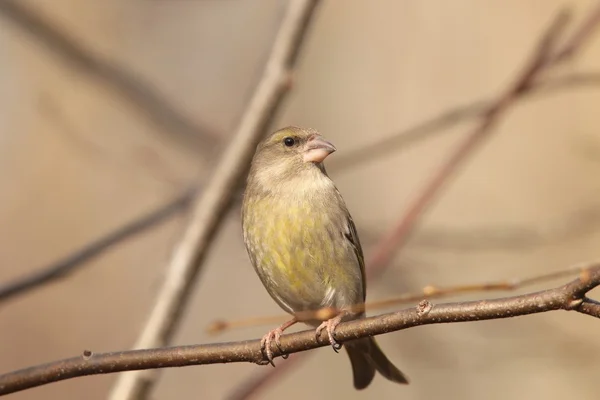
left=243, top=191, right=362, bottom=313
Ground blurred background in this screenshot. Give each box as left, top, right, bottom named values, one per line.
left=1, top=1, right=600, bottom=399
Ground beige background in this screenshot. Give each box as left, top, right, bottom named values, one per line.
left=1, top=1, right=600, bottom=399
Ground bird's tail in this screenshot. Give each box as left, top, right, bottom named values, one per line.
left=344, top=336, right=409, bottom=390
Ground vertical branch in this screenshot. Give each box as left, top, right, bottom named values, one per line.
left=107, top=1, right=322, bottom=399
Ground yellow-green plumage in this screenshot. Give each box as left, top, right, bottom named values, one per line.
left=242, top=126, right=408, bottom=389
left=243, top=182, right=362, bottom=315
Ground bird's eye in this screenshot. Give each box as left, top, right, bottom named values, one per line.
left=283, top=137, right=295, bottom=147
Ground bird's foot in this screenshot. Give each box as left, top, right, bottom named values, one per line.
left=315, top=312, right=347, bottom=353
left=260, top=318, right=297, bottom=366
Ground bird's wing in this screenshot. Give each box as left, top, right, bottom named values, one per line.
left=344, top=212, right=367, bottom=302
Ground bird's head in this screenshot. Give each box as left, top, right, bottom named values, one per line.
left=249, top=126, right=336, bottom=187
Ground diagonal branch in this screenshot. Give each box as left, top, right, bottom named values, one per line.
left=0, top=188, right=196, bottom=303
left=0, top=0, right=220, bottom=155
left=228, top=3, right=600, bottom=398
left=365, top=9, right=576, bottom=277
left=0, top=263, right=598, bottom=397
left=329, top=71, right=600, bottom=174
left=107, top=1, right=322, bottom=399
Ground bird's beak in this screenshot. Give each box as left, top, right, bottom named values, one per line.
left=303, top=136, right=336, bottom=163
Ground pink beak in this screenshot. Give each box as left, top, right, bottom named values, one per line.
left=303, top=136, right=336, bottom=163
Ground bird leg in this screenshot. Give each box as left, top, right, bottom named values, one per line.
left=260, top=317, right=297, bottom=366
left=315, top=311, right=348, bottom=353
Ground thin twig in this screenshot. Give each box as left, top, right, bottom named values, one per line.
left=365, top=9, right=575, bottom=277
left=1, top=263, right=599, bottom=396
left=228, top=4, right=600, bottom=398
left=0, top=188, right=196, bottom=303
left=107, top=2, right=322, bottom=400
left=329, top=71, right=600, bottom=174
left=0, top=0, right=220, bottom=156
left=207, top=260, right=593, bottom=334
left=392, top=203, right=600, bottom=251
left=9, top=69, right=596, bottom=307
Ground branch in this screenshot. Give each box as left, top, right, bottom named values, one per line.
left=208, top=260, right=593, bottom=333
left=1, top=263, right=598, bottom=396
left=0, top=0, right=220, bottom=156
left=228, top=3, right=600, bottom=398
left=329, top=71, right=600, bottom=174
left=364, top=9, right=575, bottom=277
left=0, top=188, right=196, bottom=303
left=106, top=2, right=322, bottom=399
left=6, top=71, right=597, bottom=309
left=358, top=203, right=600, bottom=252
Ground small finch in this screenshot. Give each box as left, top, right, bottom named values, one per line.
left=242, top=126, right=409, bottom=389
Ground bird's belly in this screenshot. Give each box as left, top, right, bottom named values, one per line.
left=246, top=207, right=363, bottom=317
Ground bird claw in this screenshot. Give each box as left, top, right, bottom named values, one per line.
left=259, top=318, right=297, bottom=366
left=260, top=328, right=284, bottom=366
left=315, top=315, right=344, bottom=353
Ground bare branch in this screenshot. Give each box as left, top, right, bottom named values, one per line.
left=552, top=3, right=600, bottom=61
left=0, top=189, right=196, bottom=303
left=329, top=71, right=600, bottom=174
left=208, top=260, right=593, bottom=334
left=228, top=3, right=600, bottom=398
left=357, top=203, right=600, bottom=252
left=366, top=6, right=600, bottom=278
left=580, top=298, right=600, bottom=317
left=13, top=67, right=594, bottom=310
left=106, top=2, right=322, bottom=399
left=0, top=0, right=220, bottom=156
left=0, top=263, right=598, bottom=397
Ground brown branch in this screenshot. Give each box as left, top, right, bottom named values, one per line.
left=10, top=68, right=596, bottom=309
left=366, top=9, right=575, bottom=278
left=580, top=297, right=600, bottom=317
left=208, top=260, right=592, bottom=334
left=329, top=71, right=600, bottom=174
left=106, top=2, right=322, bottom=400
left=0, top=188, right=196, bottom=303
left=1, top=263, right=598, bottom=397
left=228, top=3, right=600, bottom=398
left=0, top=0, right=220, bottom=156
left=357, top=203, right=600, bottom=252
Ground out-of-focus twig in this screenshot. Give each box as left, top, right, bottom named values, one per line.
left=0, top=188, right=196, bottom=304
left=229, top=70, right=600, bottom=207
left=37, top=94, right=186, bottom=188
left=207, top=259, right=593, bottom=334
left=330, top=71, right=600, bottom=173
left=228, top=4, right=600, bottom=399
left=107, top=2, right=322, bottom=400
left=0, top=0, right=220, bottom=156
left=366, top=9, right=583, bottom=277
left=1, top=262, right=599, bottom=397
left=357, top=204, right=600, bottom=252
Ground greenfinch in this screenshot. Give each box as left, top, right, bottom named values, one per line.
left=242, top=126, right=409, bottom=389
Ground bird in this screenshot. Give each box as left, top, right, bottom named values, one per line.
left=241, top=126, right=409, bottom=389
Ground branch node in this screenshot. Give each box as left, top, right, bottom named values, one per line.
left=416, top=299, right=434, bottom=316
left=82, top=350, right=93, bottom=360
left=566, top=297, right=584, bottom=310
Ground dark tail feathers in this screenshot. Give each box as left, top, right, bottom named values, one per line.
left=345, top=336, right=409, bottom=390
